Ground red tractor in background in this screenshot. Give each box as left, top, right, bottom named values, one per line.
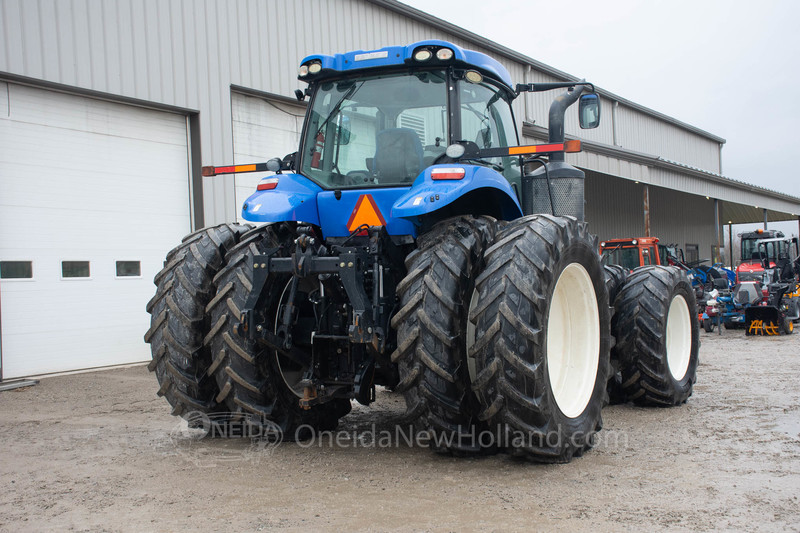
left=599, top=237, right=673, bottom=270
left=736, top=229, right=785, bottom=283
left=743, top=235, right=800, bottom=335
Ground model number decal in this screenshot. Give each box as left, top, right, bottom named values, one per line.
left=355, top=51, right=389, bottom=61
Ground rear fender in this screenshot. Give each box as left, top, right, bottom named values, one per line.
left=241, top=173, right=321, bottom=225
left=391, top=164, right=523, bottom=222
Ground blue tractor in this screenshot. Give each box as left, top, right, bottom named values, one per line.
left=146, top=41, right=699, bottom=462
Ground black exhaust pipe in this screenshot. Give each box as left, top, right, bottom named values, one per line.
left=521, top=85, right=586, bottom=220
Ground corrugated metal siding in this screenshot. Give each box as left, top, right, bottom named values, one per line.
left=649, top=186, right=718, bottom=259
left=649, top=167, right=799, bottom=215
left=522, top=131, right=650, bottom=184
left=616, top=104, right=720, bottom=173
left=584, top=171, right=717, bottom=258
left=0, top=0, right=788, bottom=225
left=584, top=171, right=645, bottom=239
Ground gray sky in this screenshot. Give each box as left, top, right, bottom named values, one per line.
left=401, top=0, right=800, bottom=199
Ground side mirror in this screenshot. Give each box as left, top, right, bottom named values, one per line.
left=579, top=93, right=601, bottom=129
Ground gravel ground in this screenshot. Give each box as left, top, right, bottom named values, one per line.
left=1, top=329, right=799, bottom=532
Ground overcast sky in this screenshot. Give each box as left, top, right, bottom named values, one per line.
left=400, top=0, right=800, bottom=200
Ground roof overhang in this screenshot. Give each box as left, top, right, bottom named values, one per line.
left=522, top=123, right=800, bottom=226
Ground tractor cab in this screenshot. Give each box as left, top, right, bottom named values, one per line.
left=298, top=58, right=522, bottom=190
left=744, top=236, right=800, bottom=335
left=600, top=237, right=668, bottom=271
left=206, top=41, right=600, bottom=238
left=737, top=229, right=786, bottom=283
left=755, top=236, right=799, bottom=283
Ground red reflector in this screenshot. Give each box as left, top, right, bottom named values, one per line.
left=431, top=168, right=466, bottom=180
left=257, top=177, right=279, bottom=191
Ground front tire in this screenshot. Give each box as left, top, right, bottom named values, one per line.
left=612, top=266, right=700, bottom=406
left=469, top=215, right=611, bottom=463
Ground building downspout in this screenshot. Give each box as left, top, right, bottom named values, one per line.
left=643, top=184, right=650, bottom=237
left=728, top=223, right=734, bottom=269
left=714, top=199, right=721, bottom=263
left=523, top=65, right=532, bottom=123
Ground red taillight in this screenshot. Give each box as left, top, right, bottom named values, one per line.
left=257, top=177, right=279, bottom=191
left=431, top=167, right=466, bottom=180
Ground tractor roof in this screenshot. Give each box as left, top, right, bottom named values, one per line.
left=298, top=39, right=514, bottom=91
left=755, top=237, right=791, bottom=245
left=740, top=229, right=784, bottom=239
left=600, top=237, right=660, bottom=247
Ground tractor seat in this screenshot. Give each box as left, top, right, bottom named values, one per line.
left=776, top=253, right=793, bottom=281
left=372, top=128, right=424, bottom=184
left=712, top=277, right=730, bottom=294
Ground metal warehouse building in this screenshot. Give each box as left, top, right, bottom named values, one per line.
left=1, top=0, right=799, bottom=379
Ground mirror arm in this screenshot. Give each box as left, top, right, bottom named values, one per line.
left=516, top=81, right=595, bottom=95
left=281, top=152, right=297, bottom=172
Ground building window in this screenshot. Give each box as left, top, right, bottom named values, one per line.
left=685, top=244, right=699, bottom=264
left=0, top=260, right=33, bottom=279
left=62, top=261, right=90, bottom=278
left=116, top=260, right=141, bottom=277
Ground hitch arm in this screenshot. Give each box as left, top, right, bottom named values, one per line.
left=202, top=162, right=275, bottom=176
left=451, top=140, right=582, bottom=162
left=202, top=154, right=294, bottom=176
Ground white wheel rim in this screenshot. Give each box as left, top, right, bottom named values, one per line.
left=666, top=294, right=692, bottom=381
left=546, top=263, right=600, bottom=419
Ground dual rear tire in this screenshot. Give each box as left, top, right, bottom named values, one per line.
left=466, top=215, right=611, bottom=462
left=395, top=217, right=701, bottom=461
left=395, top=215, right=613, bottom=461
left=611, top=266, right=700, bottom=406
left=144, top=223, right=251, bottom=418
left=391, top=216, right=496, bottom=454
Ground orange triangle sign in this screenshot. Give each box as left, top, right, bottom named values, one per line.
left=346, top=194, right=387, bottom=233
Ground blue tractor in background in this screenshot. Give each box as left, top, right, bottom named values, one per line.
left=146, top=41, right=699, bottom=462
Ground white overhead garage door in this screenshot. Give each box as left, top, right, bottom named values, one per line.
left=0, top=82, right=192, bottom=379
left=231, top=92, right=305, bottom=222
